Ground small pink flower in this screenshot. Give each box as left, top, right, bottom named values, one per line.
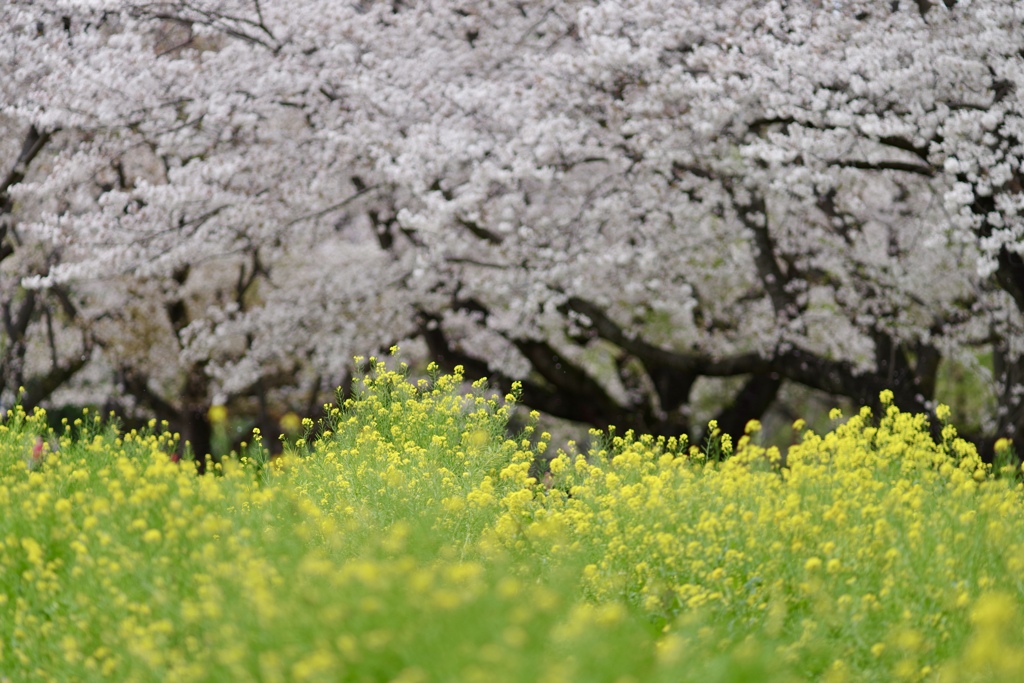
left=26, top=437, right=46, bottom=471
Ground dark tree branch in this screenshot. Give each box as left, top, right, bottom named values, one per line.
left=703, top=373, right=783, bottom=445
left=729, top=188, right=794, bottom=318
left=1, top=125, right=53, bottom=202
left=21, top=353, right=91, bottom=408
left=564, top=296, right=763, bottom=376
left=876, top=135, right=931, bottom=162
left=120, top=367, right=181, bottom=419
left=831, top=159, right=936, bottom=177
left=419, top=308, right=646, bottom=431
left=281, top=184, right=377, bottom=230
left=3, top=292, right=37, bottom=343
left=2, top=126, right=55, bottom=261
left=165, top=264, right=191, bottom=339
left=646, top=363, right=697, bottom=424
left=994, top=247, right=1024, bottom=315
left=457, top=217, right=505, bottom=245
left=136, top=6, right=280, bottom=51
left=512, top=337, right=640, bottom=419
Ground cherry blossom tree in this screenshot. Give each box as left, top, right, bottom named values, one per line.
left=1, top=1, right=421, bottom=457
left=2, top=0, right=1023, bottom=455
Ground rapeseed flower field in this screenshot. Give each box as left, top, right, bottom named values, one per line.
left=1, top=361, right=1023, bottom=682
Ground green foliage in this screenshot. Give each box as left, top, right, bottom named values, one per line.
left=934, top=353, right=998, bottom=438
left=1, top=363, right=1023, bottom=682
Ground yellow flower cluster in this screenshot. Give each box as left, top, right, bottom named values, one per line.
left=0, top=364, right=644, bottom=683
left=2, top=369, right=1024, bottom=682
left=488, top=396, right=1024, bottom=681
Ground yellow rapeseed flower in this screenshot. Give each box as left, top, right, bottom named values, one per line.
left=279, top=412, right=302, bottom=434
left=207, top=405, right=228, bottom=425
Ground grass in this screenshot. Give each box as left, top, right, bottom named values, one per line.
left=0, top=362, right=1023, bottom=682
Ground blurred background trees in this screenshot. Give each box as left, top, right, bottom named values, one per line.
left=2, top=0, right=1022, bottom=458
